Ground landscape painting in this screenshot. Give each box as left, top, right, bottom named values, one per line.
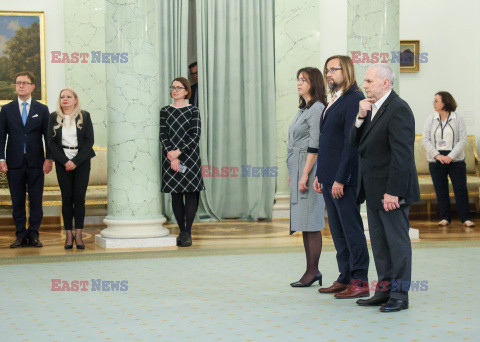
left=0, top=11, right=46, bottom=106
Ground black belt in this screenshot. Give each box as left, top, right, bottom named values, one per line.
left=62, top=145, right=78, bottom=150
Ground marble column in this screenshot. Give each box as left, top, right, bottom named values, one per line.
left=273, top=0, right=322, bottom=217
left=98, top=0, right=173, bottom=246
left=347, top=0, right=400, bottom=91
left=64, top=0, right=108, bottom=147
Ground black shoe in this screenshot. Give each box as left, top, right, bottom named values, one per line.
left=178, top=233, right=192, bottom=247
left=356, top=296, right=389, bottom=306
left=10, top=238, right=27, bottom=248
left=176, top=232, right=184, bottom=246
left=290, top=272, right=322, bottom=287
left=379, top=298, right=409, bottom=312
left=76, top=242, right=85, bottom=249
left=29, top=237, right=43, bottom=248
left=64, top=241, right=73, bottom=249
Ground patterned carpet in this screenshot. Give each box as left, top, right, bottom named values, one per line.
left=0, top=242, right=478, bottom=341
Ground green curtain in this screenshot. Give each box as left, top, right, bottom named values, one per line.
left=196, top=0, right=277, bottom=219
left=158, top=0, right=189, bottom=219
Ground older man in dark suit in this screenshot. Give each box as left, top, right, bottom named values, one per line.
left=0, top=71, right=52, bottom=248
left=350, top=64, right=420, bottom=312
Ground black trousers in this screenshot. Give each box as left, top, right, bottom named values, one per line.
left=7, top=157, right=44, bottom=239
left=429, top=156, right=471, bottom=222
left=323, top=184, right=369, bottom=283
left=367, top=205, right=412, bottom=301
left=55, top=159, right=91, bottom=230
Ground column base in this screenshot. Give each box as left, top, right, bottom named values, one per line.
left=101, top=217, right=169, bottom=238
left=95, top=234, right=177, bottom=249
left=272, top=193, right=290, bottom=219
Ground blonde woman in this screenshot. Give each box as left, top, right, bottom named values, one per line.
left=48, top=88, right=95, bottom=249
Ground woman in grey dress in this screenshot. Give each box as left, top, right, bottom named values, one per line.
left=288, top=67, right=327, bottom=287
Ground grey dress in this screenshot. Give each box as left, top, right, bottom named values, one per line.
left=287, top=101, right=325, bottom=234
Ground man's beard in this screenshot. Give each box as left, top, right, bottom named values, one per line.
left=328, top=81, right=339, bottom=91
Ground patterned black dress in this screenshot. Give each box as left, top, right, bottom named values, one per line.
left=160, top=104, right=205, bottom=193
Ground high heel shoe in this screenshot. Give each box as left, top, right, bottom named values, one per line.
left=290, top=272, right=322, bottom=287
left=65, top=231, right=73, bottom=249
left=75, top=229, right=85, bottom=249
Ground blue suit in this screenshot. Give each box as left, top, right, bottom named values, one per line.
left=316, top=85, right=369, bottom=284
left=0, top=99, right=50, bottom=239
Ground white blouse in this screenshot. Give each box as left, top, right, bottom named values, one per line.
left=62, top=114, right=78, bottom=159
left=434, top=116, right=455, bottom=151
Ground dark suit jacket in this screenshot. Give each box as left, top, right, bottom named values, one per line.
left=47, top=110, right=95, bottom=166
left=0, top=99, right=51, bottom=169
left=190, top=83, right=198, bottom=108
left=349, top=90, right=420, bottom=210
left=316, top=85, right=364, bottom=187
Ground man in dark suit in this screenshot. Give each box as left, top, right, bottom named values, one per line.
left=0, top=72, right=52, bottom=248
left=314, top=55, right=370, bottom=299
left=350, top=64, right=420, bottom=312
left=189, top=61, right=198, bottom=108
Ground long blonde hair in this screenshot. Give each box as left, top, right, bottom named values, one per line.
left=54, top=88, right=83, bottom=133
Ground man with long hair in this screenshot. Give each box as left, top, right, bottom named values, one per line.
left=314, top=56, right=370, bottom=299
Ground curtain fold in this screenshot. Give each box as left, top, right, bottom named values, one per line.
left=196, top=0, right=276, bottom=219
left=158, top=0, right=189, bottom=220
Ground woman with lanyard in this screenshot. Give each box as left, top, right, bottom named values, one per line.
left=422, top=91, right=474, bottom=227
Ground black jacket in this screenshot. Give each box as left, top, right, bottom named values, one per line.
left=47, top=110, right=95, bottom=166
left=349, top=90, right=420, bottom=210
left=0, top=99, right=51, bottom=169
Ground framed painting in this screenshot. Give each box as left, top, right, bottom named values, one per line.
left=400, top=40, right=420, bottom=73
left=0, top=11, right=46, bottom=106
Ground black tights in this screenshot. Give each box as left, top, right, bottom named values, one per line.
left=171, top=192, right=200, bottom=234
left=299, top=231, right=323, bottom=283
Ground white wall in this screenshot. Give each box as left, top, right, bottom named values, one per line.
left=399, top=0, right=480, bottom=147
left=0, top=0, right=65, bottom=111
left=0, top=0, right=64, bottom=216
left=319, top=0, right=348, bottom=67
left=318, top=0, right=480, bottom=152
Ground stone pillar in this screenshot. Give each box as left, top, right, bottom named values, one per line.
left=273, top=0, right=321, bottom=218
left=97, top=0, right=174, bottom=248
left=347, top=0, right=400, bottom=91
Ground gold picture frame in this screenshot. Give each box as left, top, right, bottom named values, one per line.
left=400, top=40, right=420, bottom=73
left=0, top=11, right=46, bottom=106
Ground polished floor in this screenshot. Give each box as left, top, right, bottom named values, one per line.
left=0, top=215, right=478, bottom=258
left=1, top=216, right=479, bottom=341
left=0, top=242, right=479, bottom=341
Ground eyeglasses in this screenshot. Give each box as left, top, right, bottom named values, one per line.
left=171, top=86, right=186, bottom=91
left=325, top=67, right=342, bottom=74
left=297, top=77, right=307, bottom=84
left=15, top=82, right=32, bottom=86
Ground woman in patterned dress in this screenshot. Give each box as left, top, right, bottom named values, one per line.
left=287, top=67, right=327, bottom=287
left=160, top=77, right=204, bottom=247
